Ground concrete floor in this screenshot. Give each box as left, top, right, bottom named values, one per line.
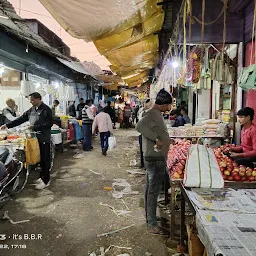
left=0, top=129, right=172, bottom=256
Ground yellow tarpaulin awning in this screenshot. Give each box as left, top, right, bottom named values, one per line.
left=94, top=11, right=164, bottom=54
left=39, top=0, right=164, bottom=90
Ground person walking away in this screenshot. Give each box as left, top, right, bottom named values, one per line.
left=229, top=107, right=256, bottom=167
left=2, top=98, right=18, bottom=124
left=77, top=98, right=85, bottom=120
left=136, top=89, right=172, bottom=235
left=0, top=92, right=53, bottom=190
left=171, top=109, right=186, bottom=127
left=138, top=99, right=152, bottom=169
left=92, top=108, right=113, bottom=156
left=180, top=108, right=190, bottom=124
left=104, top=101, right=116, bottom=127
left=67, top=101, right=76, bottom=117
left=123, top=103, right=131, bottom=128
left=82, top=100, right=94, bottom=151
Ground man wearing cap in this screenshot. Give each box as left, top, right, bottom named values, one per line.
left=136, top=89, right=172, bottom=236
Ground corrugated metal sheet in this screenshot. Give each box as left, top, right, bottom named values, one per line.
left=228, top=0, right=252, bottom=13
left=245, top=1, right=254, bottom=42
left=0, top=0, right=69, bottom=60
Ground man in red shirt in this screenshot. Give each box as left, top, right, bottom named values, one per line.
left=230, top=107, right=256, bottom=167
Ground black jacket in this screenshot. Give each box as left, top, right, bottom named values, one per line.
left=6, top=102, right=53, bottom=143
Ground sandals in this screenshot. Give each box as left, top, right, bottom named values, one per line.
left=147, top=226, right=169, bottom=236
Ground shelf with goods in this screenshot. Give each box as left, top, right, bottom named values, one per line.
left=166, top=139, right=256, bottom=245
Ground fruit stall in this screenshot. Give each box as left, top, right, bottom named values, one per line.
left=166, top=140, right=256, bottom=255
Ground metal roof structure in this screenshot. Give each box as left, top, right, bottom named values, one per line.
left=0, top=0, right=71, bottom=60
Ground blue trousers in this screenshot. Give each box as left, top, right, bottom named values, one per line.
left=82, top=124, right=92, bottom=150
left=144, top=160, right=166, bottom=228
left=100, top=131, right=110, bottom=151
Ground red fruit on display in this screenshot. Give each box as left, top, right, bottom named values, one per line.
left=239, top=170, right=246, bottom=177
left=233, top=167, right=239, bottom=172
left=180, top=173, right=184, bottom=179
left=246, top=170, right=252, bottom=177
left=224, top=170, right=230, bottom=176
left=220, top=167, right=225, bottom=172
left=239, top=165, right=246, bottom=172
left=228, top=176, right=234, bottom=181
left=222, top=174, right=228, bottom=180
left=233, top=175, right=241, bottom=181
left=248, top=176, right=255, bottom=182
left=231, top=171, right=239, bottom=177
left=241, top=177, right=248, bottom=182
left=227, top=167, right=233, bottom=172
left=177, top=169, right=183, bottom=175
left=220, top=161, right=227, bottom=167
left=180, top=160, right=186, bottom=165
left=173, top=172, right=181, bottom=179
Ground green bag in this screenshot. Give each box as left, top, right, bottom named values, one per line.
left=238, top=64, right=256, bottom=91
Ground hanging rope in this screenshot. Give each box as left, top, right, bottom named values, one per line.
left=250, top=0, right=256, bottom=65
left=222, top=0, right=228, bottom=60
left=201, top=0, right=205, bottom=62
left=193, top=8, right=224, bottom=26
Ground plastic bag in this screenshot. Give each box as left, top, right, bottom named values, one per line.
left=108, top=136, right=116, bottom=150
left=184, top=144, right=224, bottom=188
left=25, top=138, right=40, bottom=165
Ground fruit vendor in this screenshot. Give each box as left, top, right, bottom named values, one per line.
left=230, top=107, right=256, bottom=167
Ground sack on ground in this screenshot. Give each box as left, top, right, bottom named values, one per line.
left=184, top=144, right=224, bottom=188
left=26, top=137, right=40, bottom=165
left=108, top=136, right=116, bottom=150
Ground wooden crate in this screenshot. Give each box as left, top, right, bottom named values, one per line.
left=186, top=224, right=205, bottom=256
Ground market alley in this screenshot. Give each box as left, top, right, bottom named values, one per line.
left=0, top=129, right=171, bottom=256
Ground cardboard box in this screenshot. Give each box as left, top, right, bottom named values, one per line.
left=1, top=69, right=21, bottom=86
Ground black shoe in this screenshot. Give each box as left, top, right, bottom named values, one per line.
left=83, top=148, right=92, bottom=151
left=102, top=148, right=107, bottom=156
left=89, top=146, right=93, bottom=150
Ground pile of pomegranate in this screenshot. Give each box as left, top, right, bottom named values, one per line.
left=167, top=140, right=191, bottom=180
left=213, top=145, right=256, bottom=182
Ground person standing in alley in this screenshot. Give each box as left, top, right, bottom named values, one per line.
left=104, top=101, right=116, bottom=127
left=123, top=103, right=131, bottom=128
left=82, top=100, right=94, bottom=151
left=77, top=98, right=85, bottom=120
left=136, top=89, right=172, bottom=236
left=92, top=108, right=113, bottom=156
left=1, top=92, right=53, bottom=190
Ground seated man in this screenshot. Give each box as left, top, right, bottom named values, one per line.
left=230, top=107, right=256, bottom=167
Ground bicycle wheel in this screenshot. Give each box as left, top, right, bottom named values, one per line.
left=10, top=163, right=29, bottom=194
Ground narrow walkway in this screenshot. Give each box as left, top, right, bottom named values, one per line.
left=1, top=129, right=170, bottom=256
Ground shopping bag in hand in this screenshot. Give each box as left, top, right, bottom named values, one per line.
left=25, top=137, right=40, bottom=165
left=108, top=136, right=116, bottom=150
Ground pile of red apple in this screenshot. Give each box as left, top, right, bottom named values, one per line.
left=167, top=140, right=191, bottom=180
left=214, top=145, right=256, bottom=182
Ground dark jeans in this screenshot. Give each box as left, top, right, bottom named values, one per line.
left=124, top=116, right=130, bottom=128
left=39, top=142, right=50, bottom=184
left=235, top=157, right=256, bottom=168
left=100, top=131, right=110, bottom=151
left=82, top=124, right=92, bottom=150
left=144, top=160, right=166, bottom=228
left=138, top=135, right=144, bottom=168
